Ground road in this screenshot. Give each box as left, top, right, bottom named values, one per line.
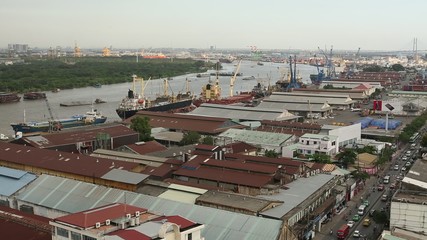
left=316, top=140, right=420, bottom=240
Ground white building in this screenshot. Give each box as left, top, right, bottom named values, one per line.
left=50, top=203, right=205, bottom=240
left=297, top=133, right=339, bottom=156
left=319, top=123, right=361, bottom=147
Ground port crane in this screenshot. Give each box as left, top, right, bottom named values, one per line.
left=229, top=59, right=242, bottom=97
left=313, top=54, right=325, bottom=85
left=286, top=55, right=300, bottom=90
left=44, top=98, right=61, bottom=132
left=347, top=47, right=361, bottom=78
left=318, top=46, right=336, bottom=80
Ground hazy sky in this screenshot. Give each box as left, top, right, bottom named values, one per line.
left=1, top=0, right=426, bottom=51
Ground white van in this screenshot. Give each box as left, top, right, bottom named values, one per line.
left=358, top=205, right=366, bottom=215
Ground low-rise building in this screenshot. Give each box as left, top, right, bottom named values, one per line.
left=50, top=203, right=205, bottom=240
left=296, top=133, right=339, bottom=156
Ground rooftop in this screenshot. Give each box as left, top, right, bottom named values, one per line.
left=219, top=128, right=293, bottom=147
left=402, top=159, right=427, bottom=189
left=17, top=174, right=283, bottom=240
left=0, top=166, right=37, bottom=196
left=259, top=174, right=335, bottom=219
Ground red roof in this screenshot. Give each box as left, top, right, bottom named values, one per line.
left=127, top=141, right=168, bottom=155
left=22, top=124, right=137, bottom=148
left=109, top=229, right=151, bottom=240
left=223, top=141, right=257, bottom=153
left=195, top=144, right=220, bottom=151
left=173, top=166, right=272, bottom=188
left=0, top=206, right=51, bottom=240
left=201, top=158, right=277, bottom=174
left=152, top=215, right=196, bottom=229
left=127, top=111, right=245, bottom=134
left=225, top=153, right=303, bottom=167
left=0, top=142, right=139, bottom=178
left=54, top=203, right=147, bottom=228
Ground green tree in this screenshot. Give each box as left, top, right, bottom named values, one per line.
left=362, top=65, right=384, bottom=72
left=399, top=132, right=411, bottom=143
left=360, top=145, right=376, bottom=154
left=391, top=64, right=405, bottom=72
left=421, top=135, right=427, bottom=148
left=265, top=149, right=279, bottom=158
left=179, top=131, right=201, bottom=146
left=130, top=116, right=153, bottom=142
left=202, top=136, right=214, bottom=145
left=336, top=148, right=357, bottom=169
left=308, top=153, right=331, bottom=163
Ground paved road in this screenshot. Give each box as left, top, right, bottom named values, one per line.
left=315, top=145, right=410, bottom=240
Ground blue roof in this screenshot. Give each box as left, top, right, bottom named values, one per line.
left=0, top=166, right=37, bottom=196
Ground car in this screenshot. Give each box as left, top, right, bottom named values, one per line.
left=369, top=209, right=376, bottom=217
left=353, top=214, right=361, bottom=222
left=347, top=220, right=355, bottom=228
left=406, top=151, right=412, bottom=157
left=363, top=200, right=370, bottom=207
left=401, top=166, right=407, bottom=172
left=393, top=164, right=399, bottom=170
left=377, top=184, right=385, bottom=191
left=390, top=183, right=396, bottom=189
left=405, top=161, right=411, bottom=167
left=363, top=218, right=371, bottom=227
left=402, top=156, right=408, bottom=161
left=381, top=194, right=388, bottom=202
left=353, top=230, right=361, bottom=238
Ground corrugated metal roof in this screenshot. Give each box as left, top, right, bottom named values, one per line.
left=16, top=174, right=282, bottom=240
left=101, top=169, right=149, bottom=185
left=260, top=174, right=335, bottom=219
left=0, top=166, right=37, bottom=197
left=186, top=103, right=298, bottom=121
left=168, top=184, right=207, bottom=195
left=219, top=128, right=293, bottom=147
left=158, top=190, right=201, bottom=204
left=258, top=101, right=332, bottom=112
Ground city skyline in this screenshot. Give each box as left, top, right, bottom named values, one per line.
left=1, top=0, right=426, bottom=51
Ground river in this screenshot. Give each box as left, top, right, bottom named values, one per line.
left=0, top=61, right=317, bottom=137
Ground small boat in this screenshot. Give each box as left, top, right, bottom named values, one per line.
left=0, top=133, right=9, bottom=141
left=23, top=92, right=46, bottom=100
left=93, top=83, right=102, bottom=88
left=242, top=76, right=256, bottom=81
left=0, top=92, right=21, bottom=103
left=257, top=62, right=264, bottom=66
left=52, top=88, right=60, bottom=93
left=60, top=98, right=106, bottom=107
left=11, top=107, right=107, bottom=134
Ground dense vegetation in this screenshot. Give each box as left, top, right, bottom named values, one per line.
left=399, top=111, right=427, bottom=143
left=0, top=57, right=216, bottom=92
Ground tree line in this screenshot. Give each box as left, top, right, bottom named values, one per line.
left=0, top=57, right=216, bottom=92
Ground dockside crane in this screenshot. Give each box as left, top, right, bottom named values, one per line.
left=347, top=47, right=361, bottom=78
left=229, top=59, right=242, bottom=97
left=286, top=55, right=300, bottom=90
left=318, top=45, right=336, bottom=80
left=45, top=98, right=61, bottom=132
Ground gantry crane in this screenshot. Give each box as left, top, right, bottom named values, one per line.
left=229, top=59, right=242, bottom=97
left=347, top=47, right=361, bottom=78
left=286, top=55, right=300, bottom=90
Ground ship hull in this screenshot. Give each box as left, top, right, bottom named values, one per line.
left=116, top=99, right=193, bottom=119
left=11, top=117, right=107, bottom=134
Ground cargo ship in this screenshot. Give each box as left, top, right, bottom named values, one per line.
left=60, top=98, right=106, bottom=107
left=116, top=75, right=194, bottom=119
left=23, top=92, right=46, bottom=100
left=0, top=92, right=21, bottom=103
left=10, top=108, right=107, bottom=134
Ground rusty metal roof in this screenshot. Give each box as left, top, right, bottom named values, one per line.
left=0, top=142, right=139, bottom=178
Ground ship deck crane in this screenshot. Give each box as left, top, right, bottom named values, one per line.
left=44, top=98, right=60, bottom=132
left=229, top=59, right=242, bottom=97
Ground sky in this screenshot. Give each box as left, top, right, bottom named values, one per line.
left=1, top=0, right=426, bottom=51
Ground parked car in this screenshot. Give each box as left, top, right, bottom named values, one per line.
left=363, top=200, right=370, bottom=207
left=353, top=214, right=361, bottom=222
left=405, top=161, right=411, bottom=167
left=347, top=220, right=355, bottom=228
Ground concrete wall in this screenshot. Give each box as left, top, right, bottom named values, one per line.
left=326, top=123, right=361, bottom=147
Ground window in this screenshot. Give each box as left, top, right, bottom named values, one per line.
left=332, top=141, right=336, bottom=146
left=83, top=236, right=97, bottom=240
left=313, top=141, right=317, bottom=144
left=57, top=227, right=69, bottom=238
left=187, top=233, right=193, bottom=240
left=71, top=232, right=82, bottom=240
